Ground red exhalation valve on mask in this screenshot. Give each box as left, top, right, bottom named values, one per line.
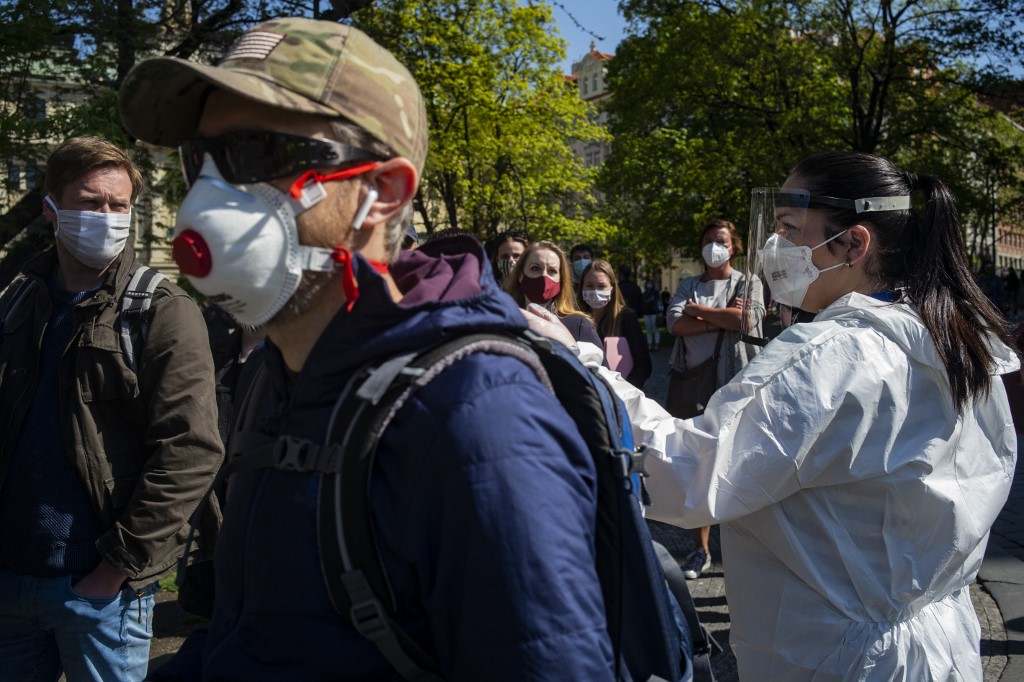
left=172, top=229, right=213, bottom=278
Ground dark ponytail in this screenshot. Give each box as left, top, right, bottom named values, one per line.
left=793, top=152, right=1015, bottom=413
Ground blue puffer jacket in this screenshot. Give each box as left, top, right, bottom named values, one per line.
left=201, top=236, right=614, bottom=681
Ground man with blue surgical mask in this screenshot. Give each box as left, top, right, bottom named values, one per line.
left=569, top=243, right=594, bottom=310
left=0, top=136, right=222, bottom=682
left=569, top=243, right=593, bottom=284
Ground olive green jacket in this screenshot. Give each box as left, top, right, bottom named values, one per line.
left=0, top=247, right=223, bottom=590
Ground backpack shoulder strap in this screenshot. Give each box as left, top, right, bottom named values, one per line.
left=653, top=541, right=719, bottom=682
left=119, top=265, right=166, bottom=371
left=318, top=332, right=550, bottom=682
left=0, top=275, right=38, bottom=335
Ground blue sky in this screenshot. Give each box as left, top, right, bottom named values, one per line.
left=547, top=0, right=627, bottom=73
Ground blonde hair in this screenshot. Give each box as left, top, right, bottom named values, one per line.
left=580, top=259, right=625, bottom=336
left=504, top=240, right=589, bottom=319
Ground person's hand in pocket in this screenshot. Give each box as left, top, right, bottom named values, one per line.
left=72, top=560, right=128, bottom=600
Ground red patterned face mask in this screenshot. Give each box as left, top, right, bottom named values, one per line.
left=519, top=274, right=561, bottom=304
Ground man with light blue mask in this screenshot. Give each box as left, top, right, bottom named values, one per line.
left=569, top=243, right=593, bottom=284
left=0, top=136, right=223, bottom=681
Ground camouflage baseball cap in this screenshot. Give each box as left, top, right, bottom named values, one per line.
left=119, top=17, right=428, bottom=172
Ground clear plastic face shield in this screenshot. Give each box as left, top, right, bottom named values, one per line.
left=742, top=188, right=810, bottom=343
left=741, top=187, right=910, bottom=343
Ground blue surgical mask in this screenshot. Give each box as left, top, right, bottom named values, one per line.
left=572, top=258, right=592, bottom=279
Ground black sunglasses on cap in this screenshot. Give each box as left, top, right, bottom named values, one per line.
left=179, top=130, right=384, bottom=188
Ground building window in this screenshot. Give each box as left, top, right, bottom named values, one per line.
left=23, top=95, right=46, bottom=123
left=6, top=162, right=19, bottom=190
left=582, top=79, right=588, bottom=95
left=592, top=74, right=598, bottom=92
left=25, top=161, right=40, bottom=188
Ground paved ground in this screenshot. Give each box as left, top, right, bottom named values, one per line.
left=145, top=340, right=1018, bottom=679
left=149, top=588, right=195, bottom=673
left=978, top=434, right=1024, bottom=682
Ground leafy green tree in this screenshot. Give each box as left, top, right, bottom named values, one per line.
left=604, top=0, right=1024, bottom=264
left=0, top=0, right=273, bottom=274
left=353, top=0, right=611, bottom=244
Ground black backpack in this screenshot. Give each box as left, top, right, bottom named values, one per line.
left=226, top=329, right=716, bottom=681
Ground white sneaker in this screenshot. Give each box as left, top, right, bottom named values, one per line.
left=682, top=549, right=711, bottom=580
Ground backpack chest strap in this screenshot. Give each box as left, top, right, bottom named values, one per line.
left=226, top=432, right=344, bottom=476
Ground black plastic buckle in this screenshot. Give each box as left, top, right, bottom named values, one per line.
left=350, top=598, right=390, bottom=640
left=275, top=435, right=314, bottom=471
left=630, top=444, right=651, bottom=478
left=613, top=445, right=651, bottom=480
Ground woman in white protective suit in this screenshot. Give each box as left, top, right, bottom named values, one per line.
left=526, top=151, right=1020, bottom=681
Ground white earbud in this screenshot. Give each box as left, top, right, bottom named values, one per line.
left=351, top=186, right=379, bottom=231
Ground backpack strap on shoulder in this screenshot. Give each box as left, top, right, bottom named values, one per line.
left=653, top=541, right=719, bottom=682
left=119, top=266, right=166, bottom=371
left=318, top=332, right=549, bottom=682
left=0, top=276, right=38, bottom=335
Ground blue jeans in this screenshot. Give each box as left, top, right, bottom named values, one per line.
left=0, top=569, right=156, bottom=682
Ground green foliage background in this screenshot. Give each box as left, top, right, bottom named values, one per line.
left=0, top=0, right=611, bottom=268
left=601, top=0, right=1024, bottom=265
left=1, top=0, right=1023, bottom=276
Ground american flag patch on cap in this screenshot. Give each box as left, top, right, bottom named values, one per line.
left=223, top=31, right=285, bottom=61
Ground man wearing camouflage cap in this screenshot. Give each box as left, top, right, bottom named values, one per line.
left=122, top=18, right=615, bottom=680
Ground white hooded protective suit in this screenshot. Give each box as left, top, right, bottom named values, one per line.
left=581, top=292, right=1019, bottom=681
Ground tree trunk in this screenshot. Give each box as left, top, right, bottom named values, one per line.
left=115, top=0, right=135, bottom=87
left=414, top=187, right=435, bottom=235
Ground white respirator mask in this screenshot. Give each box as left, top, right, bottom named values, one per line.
left=44, top=195, right=131, bottom=270
left=758, top=231, right=848, bottom=309
left=171, top=155, right=380, bottom=328
left=702, top=241, right=730, bottom=268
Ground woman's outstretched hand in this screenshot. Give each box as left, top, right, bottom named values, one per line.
left=522, top=303, right=577, bottom=349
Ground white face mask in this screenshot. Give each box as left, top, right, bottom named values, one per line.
left=702, top=241, right=730, bottom=268
left=172, top=155, right=377, bottom=328
left=44, top=195, right=131, bottom=270
left=758, top=230, right=848, bottom=309
left=582, top=288, right=613, bottom=309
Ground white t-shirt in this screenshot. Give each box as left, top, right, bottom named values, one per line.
left=680, top=278, right=730, bottom=368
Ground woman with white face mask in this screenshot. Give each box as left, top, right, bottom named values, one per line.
left=665, top=218, right=765, bottom=579
left=525, top=151, right=1020, bottom=681
left=580, top=259, right=651, bottom=388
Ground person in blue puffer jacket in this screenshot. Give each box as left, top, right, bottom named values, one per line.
left=123, top=18, right=615, bottom=682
